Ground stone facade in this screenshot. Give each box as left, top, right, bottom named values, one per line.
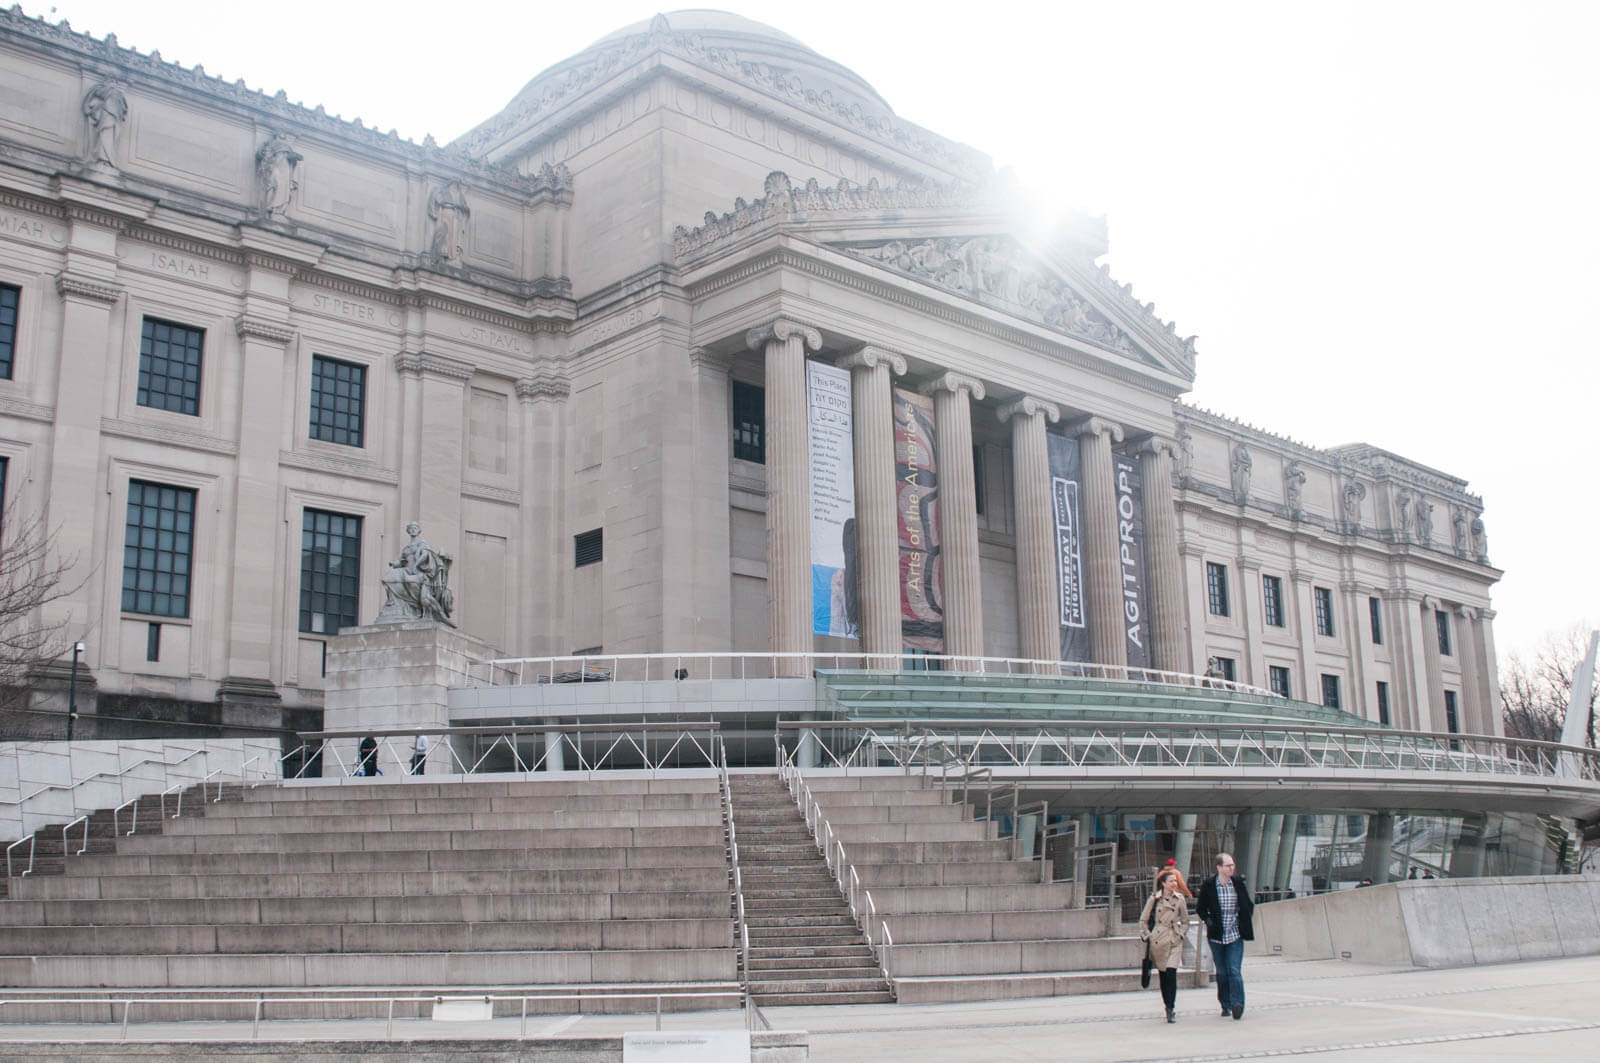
left=0, top=10, right=1499, bottom=734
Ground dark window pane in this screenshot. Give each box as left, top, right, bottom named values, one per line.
left=299, top=509, right=363, bottom=634
left=121, top=480, right=196, bottom=617
left=0, top=283, right=18, bottom=379
left=732, top=380, right=765, bottom=463
left=309, top=355, right=366, bottom=447
left=136, top=317, right=205, bottom=416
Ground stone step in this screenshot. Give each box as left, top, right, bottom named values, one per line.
left=745, top=914, right=855, bottom=929
left=102, top=824, right=727, bottom=855
left=891, top=967, right=1206, bottom=1005
left=750, top=989, right=895, bottom=1007
left=747, top=968, right=884, bottom=984
left=748, top=954, right=878, bottom=972
left=159, top=810, right=724, bottom=836
left=748, top=944, right=873, bottom=961
left=204, top=793, right=724, bottom=817
left=256, top=780, right=720, bottom=800
left=65, top=843, right=728, bottom=878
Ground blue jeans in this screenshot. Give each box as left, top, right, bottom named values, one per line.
left=1209, top=937, right=1245, bottom=1010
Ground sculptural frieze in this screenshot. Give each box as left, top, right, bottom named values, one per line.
left=1174, top=425, right=1195, bottom=482
left=1470, top=516, right=1488, bottom=560
left=1341, top=481, right=1366, bottom=526
left=255, top=133, right=302, bottom=220
left=1452, top=506, right=1470, bottom=555
left=427, top=181, right=470, bottom=266
left=1394, top=489, right=1412, bottom=541
left=82, top=80, right=128, bottom=167
left=376, top=521, right=456, bottom=626
left=1414, top=495, right=1434, bottom=544
left=1283, top=461, right=1306, bottom=515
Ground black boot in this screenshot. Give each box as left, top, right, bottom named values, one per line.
left=1166, top=1008, right=1176, bottom=1023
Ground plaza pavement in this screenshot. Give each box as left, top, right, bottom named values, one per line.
left=0, top=954, right=1597, bottom=1060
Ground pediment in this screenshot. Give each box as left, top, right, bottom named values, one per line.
left=672, top=171, right=1198, bottom=381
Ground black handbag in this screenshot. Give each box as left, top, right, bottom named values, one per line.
left=1139, top=896, right=1158, bottom=988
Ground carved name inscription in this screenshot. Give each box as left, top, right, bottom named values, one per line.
left=460, top=324, right=532, bottom=356
left=310, top=293, right=376, bottom=322
left=150, top=251, right=209, bottom=280
left=0, top=212, right=56, bottom=243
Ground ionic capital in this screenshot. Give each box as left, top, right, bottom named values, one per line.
left=1063, top=415, right=1125, bottom=445
left=1137, top=436, right=1177, bottom=460
left=55, top=271, right=121, bottom=304
left=997, top=395, right=1060, bottom=425
left=516, top=368, right=571, bottom=402
left=839, top=344, right=907, bottom=376
left=918, top=371, right=985, bottom=401
left=1453, top=603, right=1479, bottom=621
left=745, top=318, right=822, bottom=353
left=235, top=316, right=296, bottom=344
left=688, top=347, right=733, bottom=375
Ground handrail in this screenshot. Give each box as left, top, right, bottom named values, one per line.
left=62, top=814, right=88, bottom=858
left=4, top=835, right=33, bottom=878
left=112, top=797, right=139, bottom=838
left=715, top=735, right=755, bottom=1029
left=0, top=989, right=744, bottom=1040
left=159, top=782, right=186, bottom=821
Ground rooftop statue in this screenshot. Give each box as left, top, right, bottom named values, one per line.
left=376, top=521, right=456, bottom=626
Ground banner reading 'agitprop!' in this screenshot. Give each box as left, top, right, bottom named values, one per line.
left=893, top=388, right=943, bottom=653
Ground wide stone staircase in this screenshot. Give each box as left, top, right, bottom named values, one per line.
left=0, top=775, right=737, bottom=1021
left=794, top=772, right=1155, bottom=1004
left=729, top=774, right=893, bottom=1006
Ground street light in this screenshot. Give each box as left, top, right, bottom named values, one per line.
left=66, top=640, right=84, bottom=741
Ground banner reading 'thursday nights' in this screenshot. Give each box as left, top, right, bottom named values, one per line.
left=893, top=387, right=943, bottom=653
left=1047, top=432, right=1091, bottom=663
left=808, top=361, right=858, bottom=638
left=1113, top=450, right=1150, bottom=669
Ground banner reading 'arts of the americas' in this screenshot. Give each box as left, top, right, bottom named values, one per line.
left=1047, top=432, right=1090, bottom=663
left=893, top=388, right=943, bottom=653
left=808, top=361, right=858, bottom=638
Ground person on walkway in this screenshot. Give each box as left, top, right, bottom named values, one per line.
left=1157, top=857, right=1193, bottom=898
left=1139, top=868, right=1190, bottom=1023
left=358, top=734, right=378, bottom=777
left=1195, top=851, right=1254, bottom=1020
left=410, top=733, right=429, bottom=775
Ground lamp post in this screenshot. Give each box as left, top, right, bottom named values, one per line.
left=66, top=640, right=84, bottom=741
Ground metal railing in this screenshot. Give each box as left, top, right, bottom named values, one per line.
left=0, top=989, right=744, bottom=1040
left=773, top=718, right=1600, bottom=785
left=715, top=739, right=765, bottom=1033
left=297, top=723, right=725, bottom=781
left=466, top=651, right=1274, bottom=697
left=778, top=747, right=895, bottom=995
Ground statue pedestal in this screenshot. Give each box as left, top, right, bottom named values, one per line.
left=324, top=621, right=494, bottom=775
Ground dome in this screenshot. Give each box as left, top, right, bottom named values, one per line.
left=504, top=8, right=894, bottom=117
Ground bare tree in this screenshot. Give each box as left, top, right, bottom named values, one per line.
left=0, top=502, right=84, bottom=737
left=1500, top=623, right=1599, bottom=747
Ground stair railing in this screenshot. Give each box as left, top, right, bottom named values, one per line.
left=781, top=756, right=896, bottom=997
left=716, top=738, right=761, bottom=1031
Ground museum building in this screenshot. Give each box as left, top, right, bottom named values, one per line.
left=0, top=9, right=1500, bottom=739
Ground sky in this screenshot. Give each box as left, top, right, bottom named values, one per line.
left=20, top=0, right=1600, bottom=661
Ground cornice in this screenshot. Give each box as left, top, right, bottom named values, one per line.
left=0, top=395, right=57, bottom=423
left=394, top=351, right=476, bottom=382
left=919, top=371, right=985, bottom=401
left=838, top=344, right=907, bottom=377
left=122, top=225, right=248, bottom=267
left=688, top=348, right=733, bottom=376
left=235, top=317, right=296, bottom=344
left=515, top=370, right=571, bottom=401
left=100, top=416, right=237, bottom=457
left=277, top=448, right=399, bottom=486
left=996, top=395, right=1060, bottom=425
left=745, top=318, right=822, bottom=352
left=729, top=472, right=768, bottom=496
left=462, top=482, right=521, bottom=506
left=0, top=189, right=66, bottom=220
left=684, top=246, right=1188, bottom=400
left=55, top=272, right=121, bottom=304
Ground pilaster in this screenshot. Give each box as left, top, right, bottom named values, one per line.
left=842, top=345, right=908, bottom=659
left=999, top=396, right=1060, bottom=665
left=1137, top=439, right=1187, bottom=673
left=516, top=369, right=569, bottom=655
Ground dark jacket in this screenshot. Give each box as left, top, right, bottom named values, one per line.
left=1195, top=873, right=1255, bottom=942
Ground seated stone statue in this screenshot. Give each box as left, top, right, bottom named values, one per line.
left=376, top=521, right=456, bottom=626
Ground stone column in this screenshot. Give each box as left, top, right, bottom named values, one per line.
left=920, top=372, right=986, bottom=663
left=1138, top=439, right=1187, bottom=674
left=1235, top=814, right=1264, bottom=891
left=516, top=371, right=569, bottom=656
left=1477, top=611, right=1503, bottom=737
left=1290, top=568, right=1317, bottom=699
left=1257, top=814, right=1283, bottom=894
left=999, top=396, right=1061, bottom=665
left=544, top=722, right=566, bottom=772
left=1346, top=581, right=1378, bottom=721
left=1419, top=596, right=1445, bottom=732
left=687, top=349, right=734, bottom=651
left=746, top=320, right=823, bottom=675
left=1238, top=559, right=1265, bottom=687
left=1449, top=813, right=1486, bottom=878
left=1180, top=545, right=1210, bottom=676
left=1065, top=417, right=1127, bottom=668
left=1453, top=604, right=1483, bottom=734
left=395, top=352, right=474, bottom=563
left=1361, top=813, right=1396, bottom=884
left=841, top=345, right=908, bottom=662
left=1275, top=815, right=1300, bottom=894
left=1172, top=813, right=1198, bottom=885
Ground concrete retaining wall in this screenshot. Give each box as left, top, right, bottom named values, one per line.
left=0, top=739, right=282, bottom=840
left=1251, top=875, right=1600, bottom=967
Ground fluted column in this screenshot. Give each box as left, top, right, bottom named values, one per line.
left=1477, top=610, right=1503, bottom=737
left=1419, top=595, right=1445, bottom=732
left=920, top=372, right=986, bottom=662
left=841, top=345, right=907, bottom=661
left=1066, top=417, right=1127, bottom=668
left=1137, top=439, right=1187, bottom=674
left=999, top=397, right=1061, bottom=665
left=746, top=319, right=823, bottom=675
left=1454, top=604, right=1483, bottom=734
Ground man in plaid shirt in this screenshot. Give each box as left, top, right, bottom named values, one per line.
left=1196, top=852, right=1255, bottom=1020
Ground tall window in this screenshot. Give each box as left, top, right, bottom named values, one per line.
left=300, top=509, right=362, bottom=634
left=1269, top=664, right=1291, bottom=698
left=1314, top=586, right=1335, bottom=637
left=1213, top=656, right=1237, bottom=683
left=1206, top=562, right=1229, bottom=617
left=309, top=356, right=366, bottom=447
left=0, top=282, right=18, bottom=379
left=972, top=444, right=985, bottom=515
left=1444, top=690, right=1459, bottom=733
left=1376, top=680, right=1391, bottom=726
left=732, top=380, right=764, bottom=463
left=1369, top=596, right=1384, bottom=645
left=1436, top=609, right=1452, bottom=655
left=137, top=317, right=205, bottom=416
left=1262, top=575, right=1284, bottom=628
left=1320, top=673, right=1341, bottom=710
left=0, top=455, right=7, bottom=539
left=121, top=481, right=196, bottom=618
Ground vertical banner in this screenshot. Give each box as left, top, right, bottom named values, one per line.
left=893, top=387, right=943, bottom=653
left=1114, top=451, right=1151, bottom=670
left=808, top=361, right=858, bottom=638
left=1047, top=432, right=1091, bottom=663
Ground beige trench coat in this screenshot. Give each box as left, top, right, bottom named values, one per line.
left=1138, top=890, right=1189, bottom=970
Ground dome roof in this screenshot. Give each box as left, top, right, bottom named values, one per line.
left=504, top=8, right=893, bottom=117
